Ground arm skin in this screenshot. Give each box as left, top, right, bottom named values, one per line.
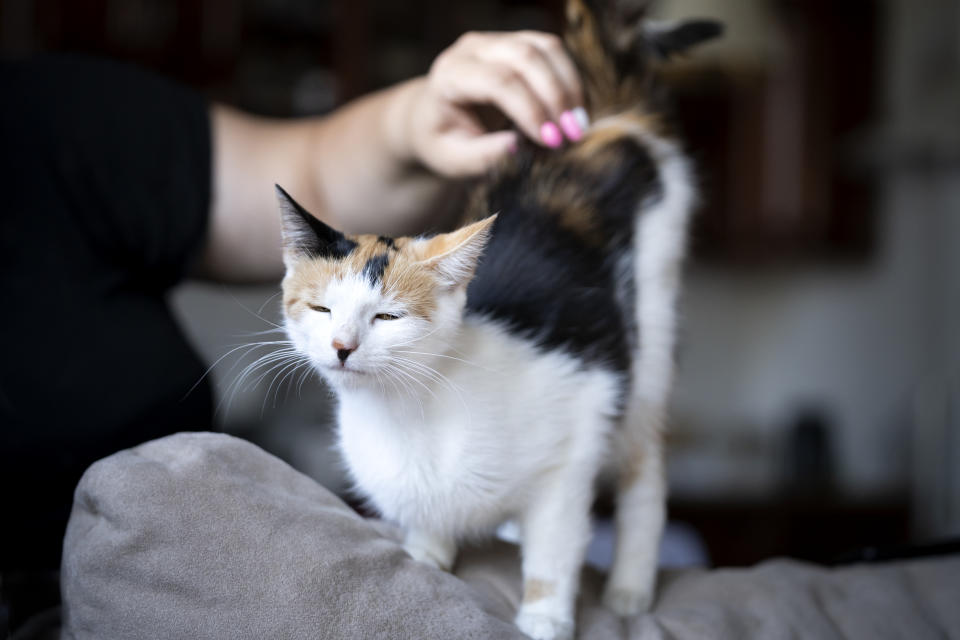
left=195, top=31, right=584, bottom=283
left=199, top=79, right=440, bottom=282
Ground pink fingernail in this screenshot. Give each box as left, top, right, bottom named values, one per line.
left=559, top=111, right=583, bottom=141
left=572, top=106, right=590, bottom=132
left=540, top=121, right=563, bottom=149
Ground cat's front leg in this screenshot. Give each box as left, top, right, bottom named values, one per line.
left=403, top=528, right=457, bottom=571
left=514, top=478, right=593, bottom=640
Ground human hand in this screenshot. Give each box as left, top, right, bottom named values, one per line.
left=403, top=31, right=588, bottom=177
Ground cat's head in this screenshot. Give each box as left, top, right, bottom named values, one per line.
left=276, top=185, right=495, bottom=391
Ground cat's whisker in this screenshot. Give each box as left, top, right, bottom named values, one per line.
left=384, top=363, right=422, bottom=402
left=389, top=356, right=471, bottom=417
left=389, top=323, right=445, bottom=349
left=225, top=288, right=284, bottom=329
left=372, top=367, right=389, bottom=398
left=393, top=349, right=492, bottom=371
left=270, top=357, right=310, bottom=406
left=263, top=357, right=310, bottom=414
left=257, top=289, right=284, bottom=316
left=390, top=359, right=453, bottom=393
left=382, top=364, right=439, bottom=400
left=270, top=356, right=306, bottom=397
left=296, top=362, right=317, bottom=398
left=384, top=365, right=415, bottom=404
left=390, top=356, right=461, bottom=391
left=184, top=340, right=295, bottom=401
left=219, top=347, right=304, bottom=414
left=380, top=363, right=427, bottom=418
left=234, top=350, right=301, bottom=388
left=247, top=352, right=305, bottom=393
left=234, top=358, right=295, bottom=414
left=237, top=326, right=288, bottom=338
left=285, top=359, right=313, bottom=400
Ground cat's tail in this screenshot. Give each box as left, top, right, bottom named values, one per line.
left=563, top=0, right=722, bottom=116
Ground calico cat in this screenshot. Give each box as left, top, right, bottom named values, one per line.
left=277, top=2, right=720, bottom=638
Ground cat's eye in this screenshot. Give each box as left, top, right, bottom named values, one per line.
left=374, top=313, right=401, bottom=321
left=309, top=304, right=331, bottom=313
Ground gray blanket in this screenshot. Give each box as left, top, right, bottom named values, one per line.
left=61, top=432, right=960, bottom=639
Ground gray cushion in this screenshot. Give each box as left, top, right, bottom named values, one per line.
left=61, top=432, right=960, bottom=639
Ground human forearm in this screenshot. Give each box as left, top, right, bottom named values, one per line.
left=307, top=77, right=456, bottom=236
left=199, top=81, right=446, bottom=282
left=197, top=30, right=585, bottom=283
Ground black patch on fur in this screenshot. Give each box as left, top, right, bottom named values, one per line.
left=377, top=236, right=397, bottom=250
left=362, top=253, right=390, bottom=286
left=275, top=184, right=357, bottom=259
left=466, top=138, right=661, bottom=374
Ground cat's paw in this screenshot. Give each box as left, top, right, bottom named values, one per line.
left=403, top=543, right=453, bottom=571
left=515, top=610, right=574, bottom=640
left=601, top=584, right=653, bottom=617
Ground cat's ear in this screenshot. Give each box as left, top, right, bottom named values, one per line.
left=643, top=19, right=724, bottom=59
left=412, top=215, right=498, bottom=289
left=275, top=184, right=357, bottom=264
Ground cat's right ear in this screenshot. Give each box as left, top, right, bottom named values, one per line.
left=275, top=185, right=357, bottom=265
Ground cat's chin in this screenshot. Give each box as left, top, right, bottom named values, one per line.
left=317, top=364, right=373, bottom=390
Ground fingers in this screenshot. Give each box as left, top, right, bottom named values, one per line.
left=514, top=30, right=584, bottom=110
left=409, top=30, right=590, bottom=178
left=433, top=58, right=549, bottom=146
left=432, top=31, right=587, bottom=147
left=473, top=34, right=574, bottom=119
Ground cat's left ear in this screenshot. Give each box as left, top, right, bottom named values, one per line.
left=412, top=215, right=498, bottom=289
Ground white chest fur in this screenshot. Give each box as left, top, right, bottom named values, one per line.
left=335, top=319, right=623, bottom=539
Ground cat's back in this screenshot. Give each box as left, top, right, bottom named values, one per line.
left=465, top=121, right=664, bottom=374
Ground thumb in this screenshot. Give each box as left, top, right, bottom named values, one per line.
left=435, top=130, right=519, bottom=177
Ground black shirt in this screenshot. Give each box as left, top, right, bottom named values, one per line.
left=0, top=55, right=214, bottom=569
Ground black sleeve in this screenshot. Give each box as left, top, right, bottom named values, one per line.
left=0, top=55, right=214, bottom=571
left=1, top=54, right=211, bottom=287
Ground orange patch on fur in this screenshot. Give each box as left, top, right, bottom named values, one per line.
left=282, top=234, right=440, bottom=320
left=523, top=578, right=557, bottom=604
left=618, top=427, right=665, bottom=491
left=381, top=258, right=438, bottom=319
left=619, top=444, right=647, bottom=491
left=282, top=258, right=337, bottom=320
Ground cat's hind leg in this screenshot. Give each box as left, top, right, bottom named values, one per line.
left=602, top=425, right=666, bottom=615
left=603, top=132, right=693, bottom=616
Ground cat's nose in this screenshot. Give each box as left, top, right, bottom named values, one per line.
left=332, top=339, right=357, bottom=363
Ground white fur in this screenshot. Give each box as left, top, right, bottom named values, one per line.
left=596, top=117, right=695, bottom=615
left=283, top=121, right=695, bottom=640
left=287, top=274, right=620, bottom=639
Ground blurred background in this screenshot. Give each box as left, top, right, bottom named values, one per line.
left=2, top=0, right=957, bottom=568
